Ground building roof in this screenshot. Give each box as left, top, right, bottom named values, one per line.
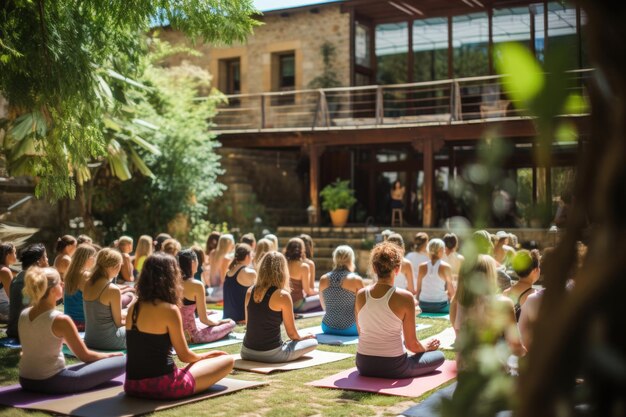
left=255, top=0, right=342, bottom=13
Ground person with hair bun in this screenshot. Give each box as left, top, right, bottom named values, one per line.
left=53, top=235, right=77, bottom=279
left=124, top=252, right=234, bottom=399
left=415, top=239, right=454, bottom=313
left=285, top=238, right=320, bottom=313
left=18, top=267, right=125, bottom=394
left=177, top=249, right=236, bottom=343
left=63, top=244, right=97, bottom=331
left=7, top=243, right=49, bottom=339
left=319, top=245, right=364, bottom=336
left=242, top=251, right=318, bottom=363
left=355, top=242, right=445, bottom=379
left=223, top=244, right=257, bottom=323
left=0, top=242, right=17, bottom=323
left=83, top=248, right=129, bottom=350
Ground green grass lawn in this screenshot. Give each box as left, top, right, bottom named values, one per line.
left=0, top=317, right=454, bottom=417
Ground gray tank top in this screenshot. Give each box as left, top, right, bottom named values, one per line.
left=84, top=282, right=126, bottom=350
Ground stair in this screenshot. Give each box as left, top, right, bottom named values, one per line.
left=277, top=226, right=378, bottom=279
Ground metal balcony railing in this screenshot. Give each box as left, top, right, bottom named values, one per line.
left=207, top=69, right=593, bottom=134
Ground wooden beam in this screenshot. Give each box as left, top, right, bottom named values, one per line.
left=306, top=144, right=324, bottom=225
left=422, top=138, right=434, bottom=227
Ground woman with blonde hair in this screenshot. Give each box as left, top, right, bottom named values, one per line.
left=285, top=238, right=320, bottom=313
left=18, top=267, right=125, bottom=393
left=124, top=253, right=234, bottom=399
left=241, top=252, right=318, bottom=363
left=133, top=235, right=153, bottom=276
left=416, top=238, right=454, bottom=313
left=63, top=244, right=97, bottom=331
left=177, top=249, right=236, bottom=343
left=319, top=245, right=364, bottom=336
left=206, top=234, right=235, bottom=302
left=53, top=235, right=77, bottom=279
left=450, top=255, right=526, bottom=365
left=83, top=248, right=129, bottom=350
left=356, top=241, right=444, bottom=378
left=253, top=238, right=273, bottom=270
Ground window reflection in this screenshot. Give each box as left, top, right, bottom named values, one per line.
left=453, top=12, right=489, bottom=78
left=413, top=18, right=448, bottom=82
left=376, top=22, right=409, bottom=84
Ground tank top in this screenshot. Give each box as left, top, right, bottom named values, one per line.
left=84, top=283, right=126, bottom=350
left=357, top=286, right=405, bottom=357
left=223, top=266, right=250, bottom=322
left=406, top=252, right=429, bottom=284
left=419, top=260, right=448, bottom=303
left=322, top=268, right=356, bottom=330
left=394, top=269, right=410, bottom=291
left=126, top=303, right=175, bottom=380
left=243, top=286, right=283, bottom=351
left=18, top=308, right=66, bottom=380
left=135, top=256, right=146, bottom=274
left=290, top=278, right=304, bottom=304
left=514, top=287, right=534, bottom=322
left=64, top=289, right=85, bottom=324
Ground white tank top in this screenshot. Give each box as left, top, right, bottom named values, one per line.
left=18, top=307, right=66, bottom=380
left=419, top=259, right=448, bottom=303
left=357, top=286, right=405, bottom=357
left=394, top=269, right=409, bottom=291
left=406, top=252, right=429, bottom=288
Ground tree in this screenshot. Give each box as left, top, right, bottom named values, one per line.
left=0, top=0, right=259, bottom=200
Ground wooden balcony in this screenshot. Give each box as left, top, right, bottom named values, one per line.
left=207, top=69, right=593, bottom=135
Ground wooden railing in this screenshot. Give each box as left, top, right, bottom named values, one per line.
left=207, top=69, right=593, bottom=134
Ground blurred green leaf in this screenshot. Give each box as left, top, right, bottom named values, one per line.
left=563, top=93, right=589, bottom=115
left=495, top=43, right=544, bottom=105
left=555, top=121, right=579, bottom=143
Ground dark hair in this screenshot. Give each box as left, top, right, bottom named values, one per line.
left=371, top=241, right=403, bottom=278
left=443, top=233, right=458, bottom=250
left=284, top=238, right=304, bottom=261
left=205, top=231, right=221, bottom=255
left=191, top=245, right=205, bottom=266
left=413, top=232, right=429, bottom=251
left=56, top=235, right=77, bottom=253
left=241, top=233, right=256, bottom=247
left=136, top=253, right=182, bottom=305
left=76, top=234, right=93, bottom=245
left=0, top=242, right=16, bottom=265
left=512, top=249, right=541, bottom=278
left=154, top=233, right=172, bottom=252
left=229, top=243, right=253, bottom=270
left=19, top=243, right=46, bottom=270
left=177, top=249, right=197, bottom=279
left=299, top=234, right=314, bottom=259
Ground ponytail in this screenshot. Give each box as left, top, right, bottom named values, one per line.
left=24, top=267, right=59, bottom=304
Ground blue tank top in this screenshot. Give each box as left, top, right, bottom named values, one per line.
left=64, top=289, right=85, bottom=324
left=223, top=266, right=251, bottom=322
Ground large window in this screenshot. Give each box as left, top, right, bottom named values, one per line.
left=547, top=2, right=578, bottom=66
left=376, top=22, right=409, bottom=84
left=355, top=22, right=371, bottom=68
left=412, top=18, right=448, bottom=82
left=278, top=53, right=295, bottom=91
left=492, top=7, right=532, bottom=52
left=453, top=12, right=489, bottom=78
left=223, top=58, right=241, bottom=95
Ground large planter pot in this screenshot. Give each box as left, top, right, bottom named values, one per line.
left=329, top=209, right=349, bottom=227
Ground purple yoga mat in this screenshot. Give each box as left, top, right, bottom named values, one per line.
left=0, top=374, right=125, bottom=407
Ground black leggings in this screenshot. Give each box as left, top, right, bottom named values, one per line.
left=356, top=351, right=445, bottom=379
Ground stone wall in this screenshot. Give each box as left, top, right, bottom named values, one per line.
left=157, top=4, right=351, bottom=93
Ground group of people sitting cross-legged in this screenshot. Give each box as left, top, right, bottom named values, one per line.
left=5, top=226, right=565, bottom=400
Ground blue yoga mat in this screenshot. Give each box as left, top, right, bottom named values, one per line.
left=0, top=337, right=21, bottom=349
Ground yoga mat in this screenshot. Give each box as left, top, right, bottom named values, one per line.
left=401, top=382, right=456, bottom=417
left=0, top=337, right=21, bottom=349
left=307, top=360, right=457, bottom=398
left=418, top=312, right=450, bottom=320
left=298, top=324, right=432, bottom=346
left=295, top=310, right=325, bottom=319
left=62, top=333, right=245, bottom=358
left=232, top=350, right=353, bottom=374
left=17, top=378, right=266, bottom=417
left=422, top=327, right=456, bottom=351
left=0, top=375, right=125, bottom=408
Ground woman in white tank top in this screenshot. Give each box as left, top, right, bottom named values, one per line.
left=355, top=241, right=445, bottom=379
left=416, top=239, right=454, bottom=313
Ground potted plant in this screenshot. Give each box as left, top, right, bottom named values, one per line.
left=320, top=179, right=357, bottom=227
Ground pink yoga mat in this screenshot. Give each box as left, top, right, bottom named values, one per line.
left=307, top=360, right=457, bottom=398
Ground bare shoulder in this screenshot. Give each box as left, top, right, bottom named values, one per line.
left=495, top=294, right=515, bottom=309
left=394, top=287, right=414, bottom=300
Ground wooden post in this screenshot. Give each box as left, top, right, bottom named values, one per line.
left=307, top=144, right=325, bottom=225
left=423, top=139, right=434, bottom=227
